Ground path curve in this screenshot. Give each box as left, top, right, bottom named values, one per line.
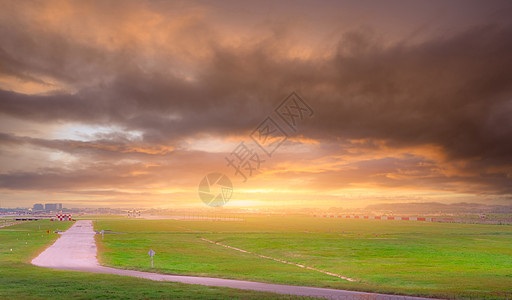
left=32, top=220, right=436, bottom=300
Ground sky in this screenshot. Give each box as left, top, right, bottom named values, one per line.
left=0, top=0, right=511, bottom=209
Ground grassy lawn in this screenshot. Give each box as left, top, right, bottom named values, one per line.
left=95, top=215, right=512, bottom=299
left=0, top=220, right=310, bottom=299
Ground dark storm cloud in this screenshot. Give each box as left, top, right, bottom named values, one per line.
left=2, top=23, right=512, bottom=156
left=315, top=25, right=512, bottom=162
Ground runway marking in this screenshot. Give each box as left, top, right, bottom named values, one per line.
left=200, top=237, right=355, bottom=282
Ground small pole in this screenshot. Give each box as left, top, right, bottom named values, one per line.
left=148, top=249, right=155, bottom=268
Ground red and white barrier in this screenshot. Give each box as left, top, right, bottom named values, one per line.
left=51, top=214, right=72, bottom=221
left=312, top=215, right=433, bottom=222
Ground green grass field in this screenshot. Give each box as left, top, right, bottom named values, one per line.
left=94, top=215, right=512, bottom=299
left=0, top=219, right=310, bottom=299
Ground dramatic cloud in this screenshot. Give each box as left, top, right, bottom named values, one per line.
left=0, top=0, right=511, bottom=208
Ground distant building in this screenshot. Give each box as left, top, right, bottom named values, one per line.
left=45, top=203, right=62, bottom=211
left=33, top=203, right=44, bottom=210
left=45, top=203, right=56, bottom=211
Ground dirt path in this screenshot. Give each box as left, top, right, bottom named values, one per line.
left=32, top=220, right=436, bottom=300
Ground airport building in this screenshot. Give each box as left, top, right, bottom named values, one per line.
left=33, top=203, right=44, bottom=210
left=44, top=203, right=63, bottom=211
